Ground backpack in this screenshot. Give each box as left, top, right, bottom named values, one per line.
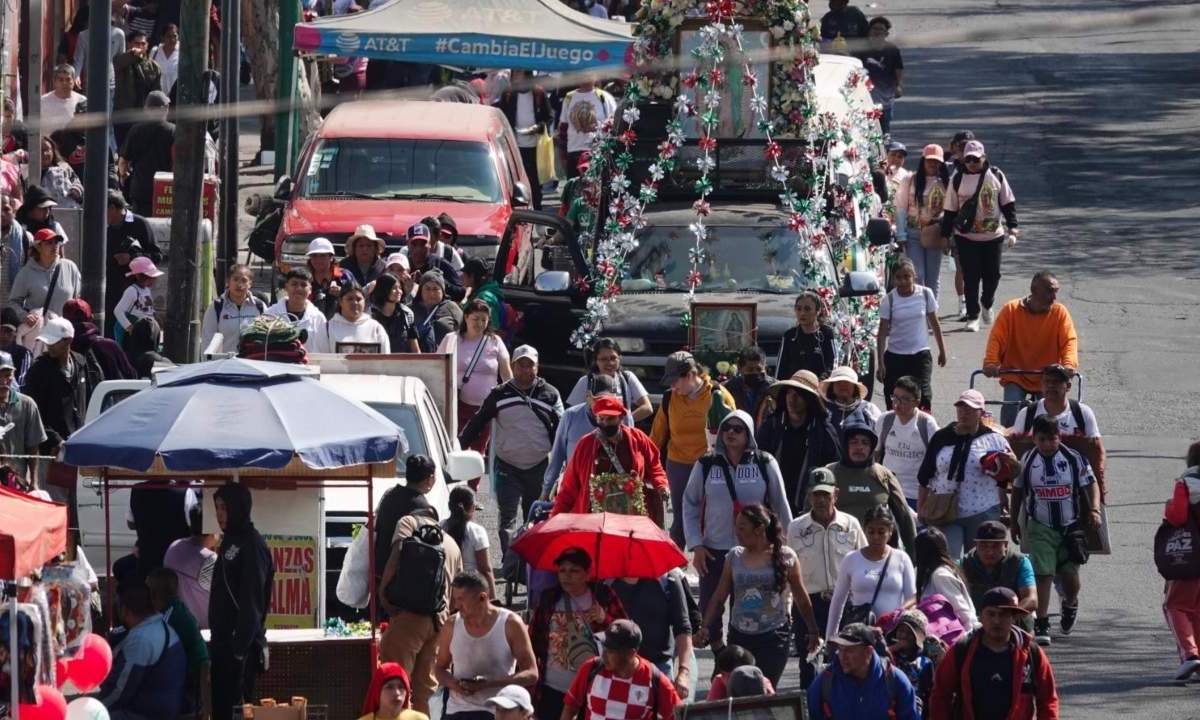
left=577, top=658, right=664, bottom=720
left=383, top=523, right=447, bottom=616
left=820, top=658, right=900, bottom=719
left=1021, top=400, right=1087, bottom=436
left=1155, top=486, right=1200, bottom=580
left=659, top=571, right=702, bottom=639
left=697, top=450, right=772, bottom=533
left=950, top=166, right=1004, bottom=235
left=944, top=632, right=1041, bottom=715
left=213, top=295, right=268, bottom=319
left=877, top=412, right=932, bottom=463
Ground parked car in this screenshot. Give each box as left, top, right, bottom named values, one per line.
left=271, top=99, right=534, bottom=275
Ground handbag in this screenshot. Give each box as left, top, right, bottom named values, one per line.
left=536, top=130, right=557, bottom=184
left=335, top=525, right=371, bottom=609
left=919, top=488, right=960, bottom=526
left=915, top=593, right=967, bottom=645
left=919, top=222, right=947, bottom=250
left=842, top=551, right=892, bottom=628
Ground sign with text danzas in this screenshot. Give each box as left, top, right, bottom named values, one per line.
left=265, top=534, right=320, bottom=628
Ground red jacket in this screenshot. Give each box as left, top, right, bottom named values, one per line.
left=552, top=425, right=669, bottom=516
left=930, top=627, right=1058, bottom=720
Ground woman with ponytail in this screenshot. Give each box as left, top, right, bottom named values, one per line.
left=695, top=503, right=820, bottom=687
left=442, top=485, right=496, bottom=597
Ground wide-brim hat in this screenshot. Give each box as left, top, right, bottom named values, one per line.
left=768, top=369, right=822, bottom=402
left=347, top=224, right=386, bottom=255
left=819, top=366, right=868, bottom=399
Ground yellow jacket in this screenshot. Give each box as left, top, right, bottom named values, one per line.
left=650, top=376, right=737, bottom=465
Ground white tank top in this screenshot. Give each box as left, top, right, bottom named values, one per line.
left=446, top=607, right=519, bottom=714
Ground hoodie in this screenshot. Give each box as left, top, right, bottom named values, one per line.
left=209, top=483, right=274, bottom=658
left=650, top=375, right=737, bottom=465
left=808, top=651, right=919, bottom=720
left=682, top=409, right=793, bottom=551
left=360, top=662, right=413, bottom=717
left=71, top=321, right=136, bottom=381
left=7, top=257, right=83, bottom=317
left=826, top=421, right=916, bottom=553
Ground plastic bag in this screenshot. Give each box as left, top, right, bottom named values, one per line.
left=41, top=564, right=93, bottom=658
left=536, top=131, right=557, bottom=185
left=336, top=525, right=371, bottom=609
left=0, top=603, right=44, bottom=705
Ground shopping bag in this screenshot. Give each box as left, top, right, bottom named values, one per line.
left=536, top=131, right=557, bottom=184
left=335, top=526, right=370, bottom=608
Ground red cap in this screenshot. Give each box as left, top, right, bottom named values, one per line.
left=62, top=298, right=93, bottom=323
left=33, top=228, right=63, bottom=244
left=592, top=395, right=627, bottom=418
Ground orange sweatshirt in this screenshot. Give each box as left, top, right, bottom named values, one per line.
left=983, top=299, right=1079, bottom=392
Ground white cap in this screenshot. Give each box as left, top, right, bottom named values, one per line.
left=512, top=345, right=538, bottom=363
left=37, top=317, right=75, bottom=345
left=486, top=685, right=533, bottom=713
left=384, top=252, right=410, bottom=271
left=306, top=237, right=335, bottom=256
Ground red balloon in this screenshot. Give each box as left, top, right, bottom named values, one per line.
left=18, top=684, right=68, bottom=720
left=54, top=658, right=70, bottom=688
left=65, top=634, right=113, bottom=693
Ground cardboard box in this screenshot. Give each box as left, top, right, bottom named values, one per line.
left=245, top=697, right=308, bottom=720
left=151, top=171, right=219, bottom=221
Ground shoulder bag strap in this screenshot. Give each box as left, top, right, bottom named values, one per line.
left=41, top=262, right=62, bottom=316
left=597, top=436, right=628, bottom=475
left=870, top=550, right=894, bottom=608
left=512, top=381, right=557, bottom=444
left=715, top=455, right=739, bottom=503
left=1069, top=400, right=1086, bottom=434
left=461, top=334, right=489, bottom=384
left=878, top=414, right=896, bottom=462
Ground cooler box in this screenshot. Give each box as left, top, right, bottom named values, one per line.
left=152, top=172, right=219, bottom=221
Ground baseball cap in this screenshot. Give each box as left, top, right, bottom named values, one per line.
left=125, top=256, right=164, bottom=278
left=829, top=623, right=881, bottom=648
left=922, top=143, right=945, bottom=161
left=0, top=351, right=14, bottom=370
left=963, top=140, right=986, bottom=158
left=407, top=223, right=431, bottom=241
left=885, top=140, right=907, bottom=155
left=978, top=587, right=1030, bottom=614
left=306, top=237, right=335, bottom=256
left=33, top=228, right=65, bottom=244
left=62, top=298, right=93, bottom=323
left=809, top=467, right=837, bottom=495
left=512, top=345, right=539, bottom=364
left=975, top=520, right=1010, bottom=542
left=587, top=373, right=621, bottom=397
left=602, top=619, right=642, bottom=651
left=384, top=252, right=410, bottom=271
left=951, top=130, right=976, bottom=145
left=486, top=685, right=533, bottom=713
left=661, top=350, right=698, bottom=387
left=145, top=90, right=171, bottom=108
left=955, top=389, right=986, bottom=410
left=37, top=317, right=75, bottom=345
left=728, top=665, right=769, bottom=698
left=1042, top=363, right=1073, bottom=382
left=591, top=395, right=627, bottom=418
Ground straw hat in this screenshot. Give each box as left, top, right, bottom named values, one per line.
left=767, top=370, right=821, bottom=402
left=819, top=366, right=868, bottom=399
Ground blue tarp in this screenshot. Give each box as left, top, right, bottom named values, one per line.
left=63, top=360, right=405, bottom=473
left=293, top=0, right=633, bottom=71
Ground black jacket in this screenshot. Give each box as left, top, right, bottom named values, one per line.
left=210, top=484, right=274, bottom=658
left=497, top=87, right=553, bottom=135
left=72, top=322, right=136, bottom=381
left=22, top=351, right=93, bottom=444
left=373, top=485, right=433, bottom=584
left=776, top=324, right=837, bottom=381
left=757, top=410, right=842, bottom=512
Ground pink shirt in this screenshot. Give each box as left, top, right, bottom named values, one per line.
left=163, top=538, right=217, bottom=630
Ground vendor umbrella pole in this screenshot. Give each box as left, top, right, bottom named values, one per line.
left=6, top=582, right=18, bottom=719
left=366, top=466, right=378, bottom=668
left=104, top=468, right=113, bottom=628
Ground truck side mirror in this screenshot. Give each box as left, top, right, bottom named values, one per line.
left=513, top=181, right=532, bottom=208
left=839, top=270, right=881, bottom=298
left=534, top=271, right=571, bottom=295
left=865, top=217, right=893, bottom=247
left=274, top=176, right=294, bottom=200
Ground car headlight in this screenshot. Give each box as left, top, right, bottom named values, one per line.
left=607, top=337, right=646, bottom=354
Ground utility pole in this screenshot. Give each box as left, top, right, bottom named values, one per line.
left=164, top=0, right=211, bottom=362
left=26, top=0, right=42, bottom=183
left=274, top=0, right=299, bottom=179
left=217, top=0, right=240, bottom=292
left=81, top=0, right=112, bottom=330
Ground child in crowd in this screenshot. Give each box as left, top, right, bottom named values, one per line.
left=706, top=645, right=775, bottom=701
left=113, top=256, right=162, bottom=347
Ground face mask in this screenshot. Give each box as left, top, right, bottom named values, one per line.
left=743, top=373, right=766, bottom=387
left=600, top=424, right=620, bottom=438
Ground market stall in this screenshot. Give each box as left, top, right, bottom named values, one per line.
left=292, top=0, right=633, bottom=71
left=61, top=358, right=407, bottom=716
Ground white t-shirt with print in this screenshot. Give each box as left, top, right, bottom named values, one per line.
left=1011, top=400, right=1100, bottom=439
left=924, top=431, right=1013, bottom=516
left=880, top=286, right=937, bottom=355
left=559, top=89, right=615, bottom=153
left=877, top=411, right=938, bottom=501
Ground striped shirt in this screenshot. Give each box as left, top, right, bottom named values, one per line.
left=1016, top=445, right=1095, bottom=529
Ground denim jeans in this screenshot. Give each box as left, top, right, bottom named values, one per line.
left=495, top=457, right=548, bottom=557
left=698, top=547, right=730, bottom=647
left=938, top=506, right=1003, bottom=560
left=1002, top=383, right=1040, bottom=428
left=905, top=239, right=944, bottom=299
left=666, top=459, right=694, bottom=548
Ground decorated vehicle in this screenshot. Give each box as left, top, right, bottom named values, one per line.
left=505, top=1, right=889, bottom=393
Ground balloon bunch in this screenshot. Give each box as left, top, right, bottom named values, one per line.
left=17, top=633, right=113, bottom=720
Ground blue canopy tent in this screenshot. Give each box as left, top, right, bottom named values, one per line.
left=62, top=358, right=406, bottom=651
left=292, top=0, right=633, bottom=71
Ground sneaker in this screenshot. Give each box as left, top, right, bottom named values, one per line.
left=965, top=318, right=981, bottom=333
left=1034, top=617, right=1052, bottom=646
left=957, top=297, right=969, bottom=320
left=1176, top=656, right=1200, bottom=681
left=1060, top=603, right=1078, bottom=635
left=981, top=307, right=994, bottom=325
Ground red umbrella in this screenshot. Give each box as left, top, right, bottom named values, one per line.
left=511, top=512, right=686, bottom=579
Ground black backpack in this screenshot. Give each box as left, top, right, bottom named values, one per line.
left=1021, top=400, right=1086, bottom=436
left=1155, top=500, right=1200, bottom=581
left=383, top=523, right=447, bottom=616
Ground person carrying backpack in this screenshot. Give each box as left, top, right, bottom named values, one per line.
left=379, top=502, right=463, bottom=714
left=808, top=623, right=919, bottom=720
left=875, top=376, right=939, bottom=512
left=561, top=619, right=680, bottom=720
left=1158, top=442, right=1200, bottom=682
left=200, top=264, right=266, bottom=354
left=928, top=588, right=1059, bottom=720
left=938, top=140, right=1019, bottom=333
left=682, top=410, right=793, bottom=653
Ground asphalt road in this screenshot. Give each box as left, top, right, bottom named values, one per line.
left=890, top=0, right=1200, bottom=716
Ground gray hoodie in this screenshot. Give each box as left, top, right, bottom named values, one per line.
left=682, top=409, right=793, bottom=551
left=7, top=258, right=83, bottom=317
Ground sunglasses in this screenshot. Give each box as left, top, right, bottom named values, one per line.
left=721, top=424, right=747, bottom=435
left=964, top=156, right=983, bottom=164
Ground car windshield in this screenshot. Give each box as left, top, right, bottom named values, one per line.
left=621, top=223, right=829, bottom=294
left=363, top=402, right=425, bottom=472
left=299, top=138, right=502, bottom=203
